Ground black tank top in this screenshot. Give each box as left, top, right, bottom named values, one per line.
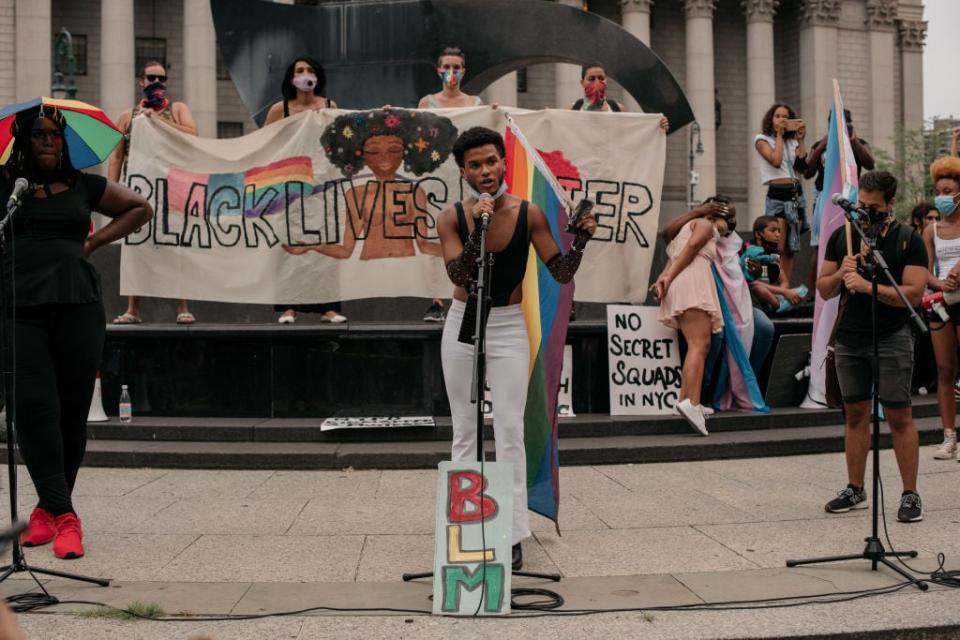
left=455, top=200, right=529, bottom=306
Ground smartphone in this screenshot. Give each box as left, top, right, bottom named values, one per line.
left=785, top=119, right=803, bottom=132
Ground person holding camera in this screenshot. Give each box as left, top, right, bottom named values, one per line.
left=817, top=171, right=926, bottom=522
left=754, top=103, right=808, bottom=288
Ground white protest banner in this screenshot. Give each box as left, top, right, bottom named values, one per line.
left=433, top=461, right=512, bottom=616
left=121, top=107, right=665, bottom=304
left=607, top=305, right=682, bottom=415
left=320, top=416, right=435, bottom=431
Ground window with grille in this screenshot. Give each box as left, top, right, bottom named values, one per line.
left=217, top=121, right=245, bottom=139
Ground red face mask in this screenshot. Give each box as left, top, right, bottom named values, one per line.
left=585, top=80, right=607, bottom=104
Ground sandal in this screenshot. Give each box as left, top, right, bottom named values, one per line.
left=112, top=312, right=142, bottom=325
left=176, top=312, right=196, bottom=325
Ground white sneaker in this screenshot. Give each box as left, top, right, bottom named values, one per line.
left=278, top=312, right=296, bottom=325
left=676, top=399, right=708, bottom=436
left=933, top=433, right=957, bottom=460
left=321, top=312, right=348, bottom=324
left=700, top=405, right=714, bottom=416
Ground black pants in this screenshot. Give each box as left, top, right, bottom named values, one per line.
left=9, top=302, right=104, bottom=516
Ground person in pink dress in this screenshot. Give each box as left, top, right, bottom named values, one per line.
left=653, top=214, right=728, bottom=436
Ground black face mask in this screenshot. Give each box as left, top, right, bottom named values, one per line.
left=861, top=205, right=893, bottom=240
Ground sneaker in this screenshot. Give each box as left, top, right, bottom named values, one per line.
left=20, top=507, right=55, bottom=547
left=897, top=491, right=923, bottom=522
left=700, top=405, right=715, bottom=416
left=52, top=512, right=84, bottom=559
left=321, top=312, right=347, bottom=324
left=933, top=433, right=957, bottom=460
left=676, top=399, right=708, bottom=436
left=277, top=311, right=296, bottom=324
left=825, top=484, right=868, bottom=513
left=423, top=302, right=445, bottom=323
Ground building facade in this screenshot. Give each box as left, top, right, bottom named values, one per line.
left=0, top=0, right=927, bottom=221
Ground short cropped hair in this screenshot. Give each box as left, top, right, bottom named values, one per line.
left=453, top=127, right=506, bottom=168
left=437, top=47, right=465, bottom=67
left=859, top=170, right=898, bottom=203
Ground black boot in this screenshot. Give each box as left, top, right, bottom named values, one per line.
left=512, top=543, right=523, bottom=571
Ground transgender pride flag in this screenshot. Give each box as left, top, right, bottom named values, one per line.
left=805, top=80, right=859, bottom=406
left=503, top=114, right=575, bottom=530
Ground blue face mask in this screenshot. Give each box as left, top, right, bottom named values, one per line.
left=935, top=194, right=958, bottom=216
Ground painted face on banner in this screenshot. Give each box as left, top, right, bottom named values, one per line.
left=363, top=135, right=404, bottom=180
left=461, top=144, right=504, bottom=195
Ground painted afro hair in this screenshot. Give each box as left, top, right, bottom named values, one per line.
left=321, top=108, right=459, bottom=178
left=931, top=156, right=960, bottom=184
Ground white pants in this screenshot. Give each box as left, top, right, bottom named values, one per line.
left=441, top=299, right=531, bottom=545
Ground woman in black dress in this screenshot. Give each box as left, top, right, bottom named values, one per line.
left=4, top=106, right=152, bottom=559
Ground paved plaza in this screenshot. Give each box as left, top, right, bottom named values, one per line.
left=2, top=450, right=960, bottom=638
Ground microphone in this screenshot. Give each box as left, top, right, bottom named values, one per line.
left=831, top=193, right=867, bottom=219
left=566, top=199, right=595, bottom=233
left=6, top=177, right=29, bottom=212
left=478, top=192, right=492, bottom=226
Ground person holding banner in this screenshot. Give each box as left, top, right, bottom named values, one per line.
left=417, top=46, right=484, bottom=322
left=5, top=106, right=153, bottom=557
left=653, top=209, right=728, bottom=435
left=437, top=127, right=595, bottom=570
left=922, top=157, right=960, bottom=460
left=571, top=63, right=670, bottom=132
left=754, top=103, right=809, bottom=287
left=818, top=171, right=926, bottom=522
left=265, top=56, right=346, bottom=325
left=109, top=60, right=198, bottom=326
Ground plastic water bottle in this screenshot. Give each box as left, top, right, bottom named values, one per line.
left=119, top=385, right=132, bottom=424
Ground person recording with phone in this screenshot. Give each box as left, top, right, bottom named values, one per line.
left=817, top=171, right=926, bottom=522
left=754, top=103, right=809, bottom=288
left=4, top=106, right=153, bottom=559
left=921, top=157, right=960, bottom=460
left=436, top=127, right=596, bottom=572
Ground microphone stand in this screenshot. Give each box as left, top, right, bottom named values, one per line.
left=786, top=211, right=927, bottom=591
left=0, top=195, right=109, bottom=590
left=403, top=210, right=560, bottom=584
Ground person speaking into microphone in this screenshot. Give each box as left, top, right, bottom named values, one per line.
left=436, top=127, right=595, bottom=571
left=2, top=106, right=152, bottom=559
left=817, top=171, right=927, bottom=522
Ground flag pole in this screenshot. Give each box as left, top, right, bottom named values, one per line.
left=833, top=79, right=853, bottom=257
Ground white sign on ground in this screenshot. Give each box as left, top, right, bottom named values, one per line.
left=433, top=461, right=513, bottom=616
left=607, top=305, right=681, bottom=416
left=320, top=416, right=435, bottom=431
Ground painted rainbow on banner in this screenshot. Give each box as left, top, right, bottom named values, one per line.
left=167, top=156, right=315, bottom=217
left=503, top=116, right=575, bottom=529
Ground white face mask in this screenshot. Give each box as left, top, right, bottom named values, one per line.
left=292, top=73, right=317, bottom=92
left=463, top=178, right=509, bottom=200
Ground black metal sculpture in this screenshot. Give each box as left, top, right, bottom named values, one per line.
left=211, top=0, right=694, bottom=132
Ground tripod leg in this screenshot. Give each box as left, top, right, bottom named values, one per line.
left=876, top=558, right=928, bottom=590
left=28, top=566, right=109, bottom=587
left=786, top=553, right=865, bottom=568
left=0, top=566, right=15, bottom=582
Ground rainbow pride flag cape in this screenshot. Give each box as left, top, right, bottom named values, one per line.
left=503, top=114, right=575, bottom=530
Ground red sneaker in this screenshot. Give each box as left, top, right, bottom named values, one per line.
left=52, top=513, right=84, bottom=559
left=20, top=507, right=55, bottom=547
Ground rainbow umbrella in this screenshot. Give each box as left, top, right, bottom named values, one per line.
left=0, top=97, right=123, bottom=170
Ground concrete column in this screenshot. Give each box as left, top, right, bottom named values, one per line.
left=99, top=0, right=135, bottom=123
left=685, top=0, right=717, bottom=199
left=798, top=1, right=841, bottom=143
left=898, top=18, right=925, bottom=133
left=620, top=0, right=652, bottom=113
left=481, top=73, right=518, bottom=108
left=554, top=0, right=583, bottom=109
left=744, top=0, right=779, bottom=222
left=183, top=0, right=218, bottom=137
left=865, top=0, right=898, bottom=157
left=14, top=0, right=50, bottom=101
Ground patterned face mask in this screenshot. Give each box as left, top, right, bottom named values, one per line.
left=439, top=69, right=464, bottom=88
left=584, top=80, right=607, bottom=106
left=142, top=81, right=167, bottom=109
left=292, top=73, right=317, bottom=92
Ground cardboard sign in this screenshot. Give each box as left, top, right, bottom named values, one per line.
left=433, top=461, right=513, bottom=616
left=607, top=305, right=682, bottom=415
left=484, top=345, right=574, bottom=417
left=320, top=416, right=435, bottom=431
